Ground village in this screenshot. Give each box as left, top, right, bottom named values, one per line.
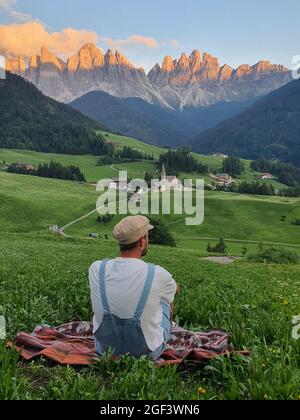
left=2, top=160, right=276, bottom=194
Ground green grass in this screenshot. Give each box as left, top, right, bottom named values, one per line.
left=0, top=171, right=299, bottom=254
left=99, top=131, right=166, bottom=159
left=0, top=232, right=299, bottom=400
left=0, top=148, right=158, bottom=182
left=0, top=138, right=291, bottom=191
left=0, top=169, right=300, bottom=400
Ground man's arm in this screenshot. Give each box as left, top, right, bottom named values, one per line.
left=170, top=285, right=179, bottom=321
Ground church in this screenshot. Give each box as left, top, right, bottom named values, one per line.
left=155, top=164, right=183, bottom=192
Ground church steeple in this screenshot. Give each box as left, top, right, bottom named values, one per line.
left=160, top=163, right=167, bottom=181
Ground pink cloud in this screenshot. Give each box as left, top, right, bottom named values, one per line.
left=102, top=35, right=159, bottom=50
left=0, top=22, right=98, bottom=59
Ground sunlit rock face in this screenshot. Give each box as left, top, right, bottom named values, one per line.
left=6, top=44, right=292, bottom=108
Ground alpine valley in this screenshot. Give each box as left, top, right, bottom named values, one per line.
left=6, top=44, right=292, bottom=147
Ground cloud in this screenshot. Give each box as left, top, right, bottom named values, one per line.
left=169, top=40, right=180, bottom=48
left=0, top=0, right=16, bottom=9
left=102, top=35, right=159, bottom=51
left=0, top=22, right=98, bottom=59
left=9, top=10, right=33, bottom=22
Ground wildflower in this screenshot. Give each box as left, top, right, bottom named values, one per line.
left=283, top=299, right=289, bottom=306
left=198, top=387, right=206, bottom=395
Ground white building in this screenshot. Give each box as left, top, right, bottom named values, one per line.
left=108, top=179, right=128, bottom=191
left=152, top=164, right=183, bottom=192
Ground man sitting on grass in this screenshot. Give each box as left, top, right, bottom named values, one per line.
left=89, top=215, right=177, bottom=360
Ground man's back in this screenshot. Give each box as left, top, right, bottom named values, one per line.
left=89, top=257, right=176, bottom=352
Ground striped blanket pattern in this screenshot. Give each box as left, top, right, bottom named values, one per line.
left=13, top=322, right=249, bottom=367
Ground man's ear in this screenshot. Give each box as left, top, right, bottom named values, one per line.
left=139, top=235, right=147, bottom=247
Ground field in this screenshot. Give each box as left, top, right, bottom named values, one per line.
left=0, top=148, right=158, bottom=182
left=0, top=232, right=299, bottom=400
left=0, top=131, right=286, bottom=189
left=0, top=171, right=299, bottom=254
left=0, top=137, right=300, bottom=400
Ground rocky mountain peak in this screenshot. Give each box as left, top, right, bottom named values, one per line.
left=177, top=52, right=189, bottom=70
left=189, top=50, right=202, bottom=72
left=40, top=46, right=63, bottom=70
left=105, top=49, right=117, bottom=66
left=161, top=56, right=175, bottom=72
left=77, top=43, right=104, bottom=70
left=115, top=50, right=133, bottom=68
left=29, top=55, right=41, bottom=69
left=5, top=56, right=26, bottom=74
left=218, top=64, right=233, bottom=81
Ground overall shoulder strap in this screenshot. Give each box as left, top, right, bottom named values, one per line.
left=99, top=259, right=110, bottom=312
left=134, top=263, right=155, bottom=321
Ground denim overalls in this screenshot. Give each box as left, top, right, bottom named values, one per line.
left=94, top=259, right=170, bottom=360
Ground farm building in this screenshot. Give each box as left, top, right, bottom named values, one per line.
left=14, top=162, right=35, bottom=170
left=258, top=173, right=274, bottom=180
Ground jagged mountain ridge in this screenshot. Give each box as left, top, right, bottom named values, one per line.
left=6, top=44, right=292, bottom=108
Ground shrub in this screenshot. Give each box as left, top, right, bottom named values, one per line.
left=148, top=218, right=176, bottom=247
left=97, top=214, right=114, bottom=224
left=207, top=243, right=212, bottom=253
left=241, top=246, right=248, bottom=256
left=207, top=238, right=228, bottom=254
left=248, top=247, right=299, bottom=264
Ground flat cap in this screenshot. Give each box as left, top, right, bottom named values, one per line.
left=113, top=216, right=154, bottom=245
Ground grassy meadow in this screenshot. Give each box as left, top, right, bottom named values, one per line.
left=0, top=130, right=285, bottom=189
left=0, top=134, right=300, bottom=400
left=0, top=171, right=299, bottom=253
left=0, top=232, right=299, bottom=400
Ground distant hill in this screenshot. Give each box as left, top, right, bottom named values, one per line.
left=71, top=90, right=253, bottom=147
left=71, top=91, right=185, bottom=147
left=191, top=79, right=300, bottom=166
left=0, top=72, right=108, bottom=155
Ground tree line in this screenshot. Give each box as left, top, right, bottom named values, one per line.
left=7, top=161, right=86, bottom=182
left=250, top=159, right=300, bottom=187
left=215, top=180, right=300, bottom=197
left=97, top=145, right=154, bottom=166
left=159, top=147, right=208, bottom=176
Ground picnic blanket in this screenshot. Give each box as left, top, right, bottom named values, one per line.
left=13, top=322, right=249, bottom=367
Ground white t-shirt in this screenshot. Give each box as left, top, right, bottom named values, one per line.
left=89, top=258, right=177, bottom=351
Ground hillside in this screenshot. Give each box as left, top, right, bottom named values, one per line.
left=0, top=73, right=107, bottom=155
left=1, top=231, right=300, bottom=400
left=1, top=171, right=300, bottom=400
left=191, top=79, right=300, bottom=166
left=0, top=171, right=299, bottom=252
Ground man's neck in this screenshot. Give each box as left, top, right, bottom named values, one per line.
left=120, top=250, right=142, bottom=259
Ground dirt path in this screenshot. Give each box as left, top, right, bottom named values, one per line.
left=179, top=236, right=300, bottom=248
left=202, top=256, right=242, bottom=265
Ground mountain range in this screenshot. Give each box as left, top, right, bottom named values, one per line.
left=5, top=44, right=296, bottom=151
left=6, top=44, right=291, bottom=109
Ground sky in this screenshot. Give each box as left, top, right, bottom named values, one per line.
left=0, top=0, right=300, bottom=72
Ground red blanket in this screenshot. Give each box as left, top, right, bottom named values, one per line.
left=13, top=322, right=249, bottom=367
